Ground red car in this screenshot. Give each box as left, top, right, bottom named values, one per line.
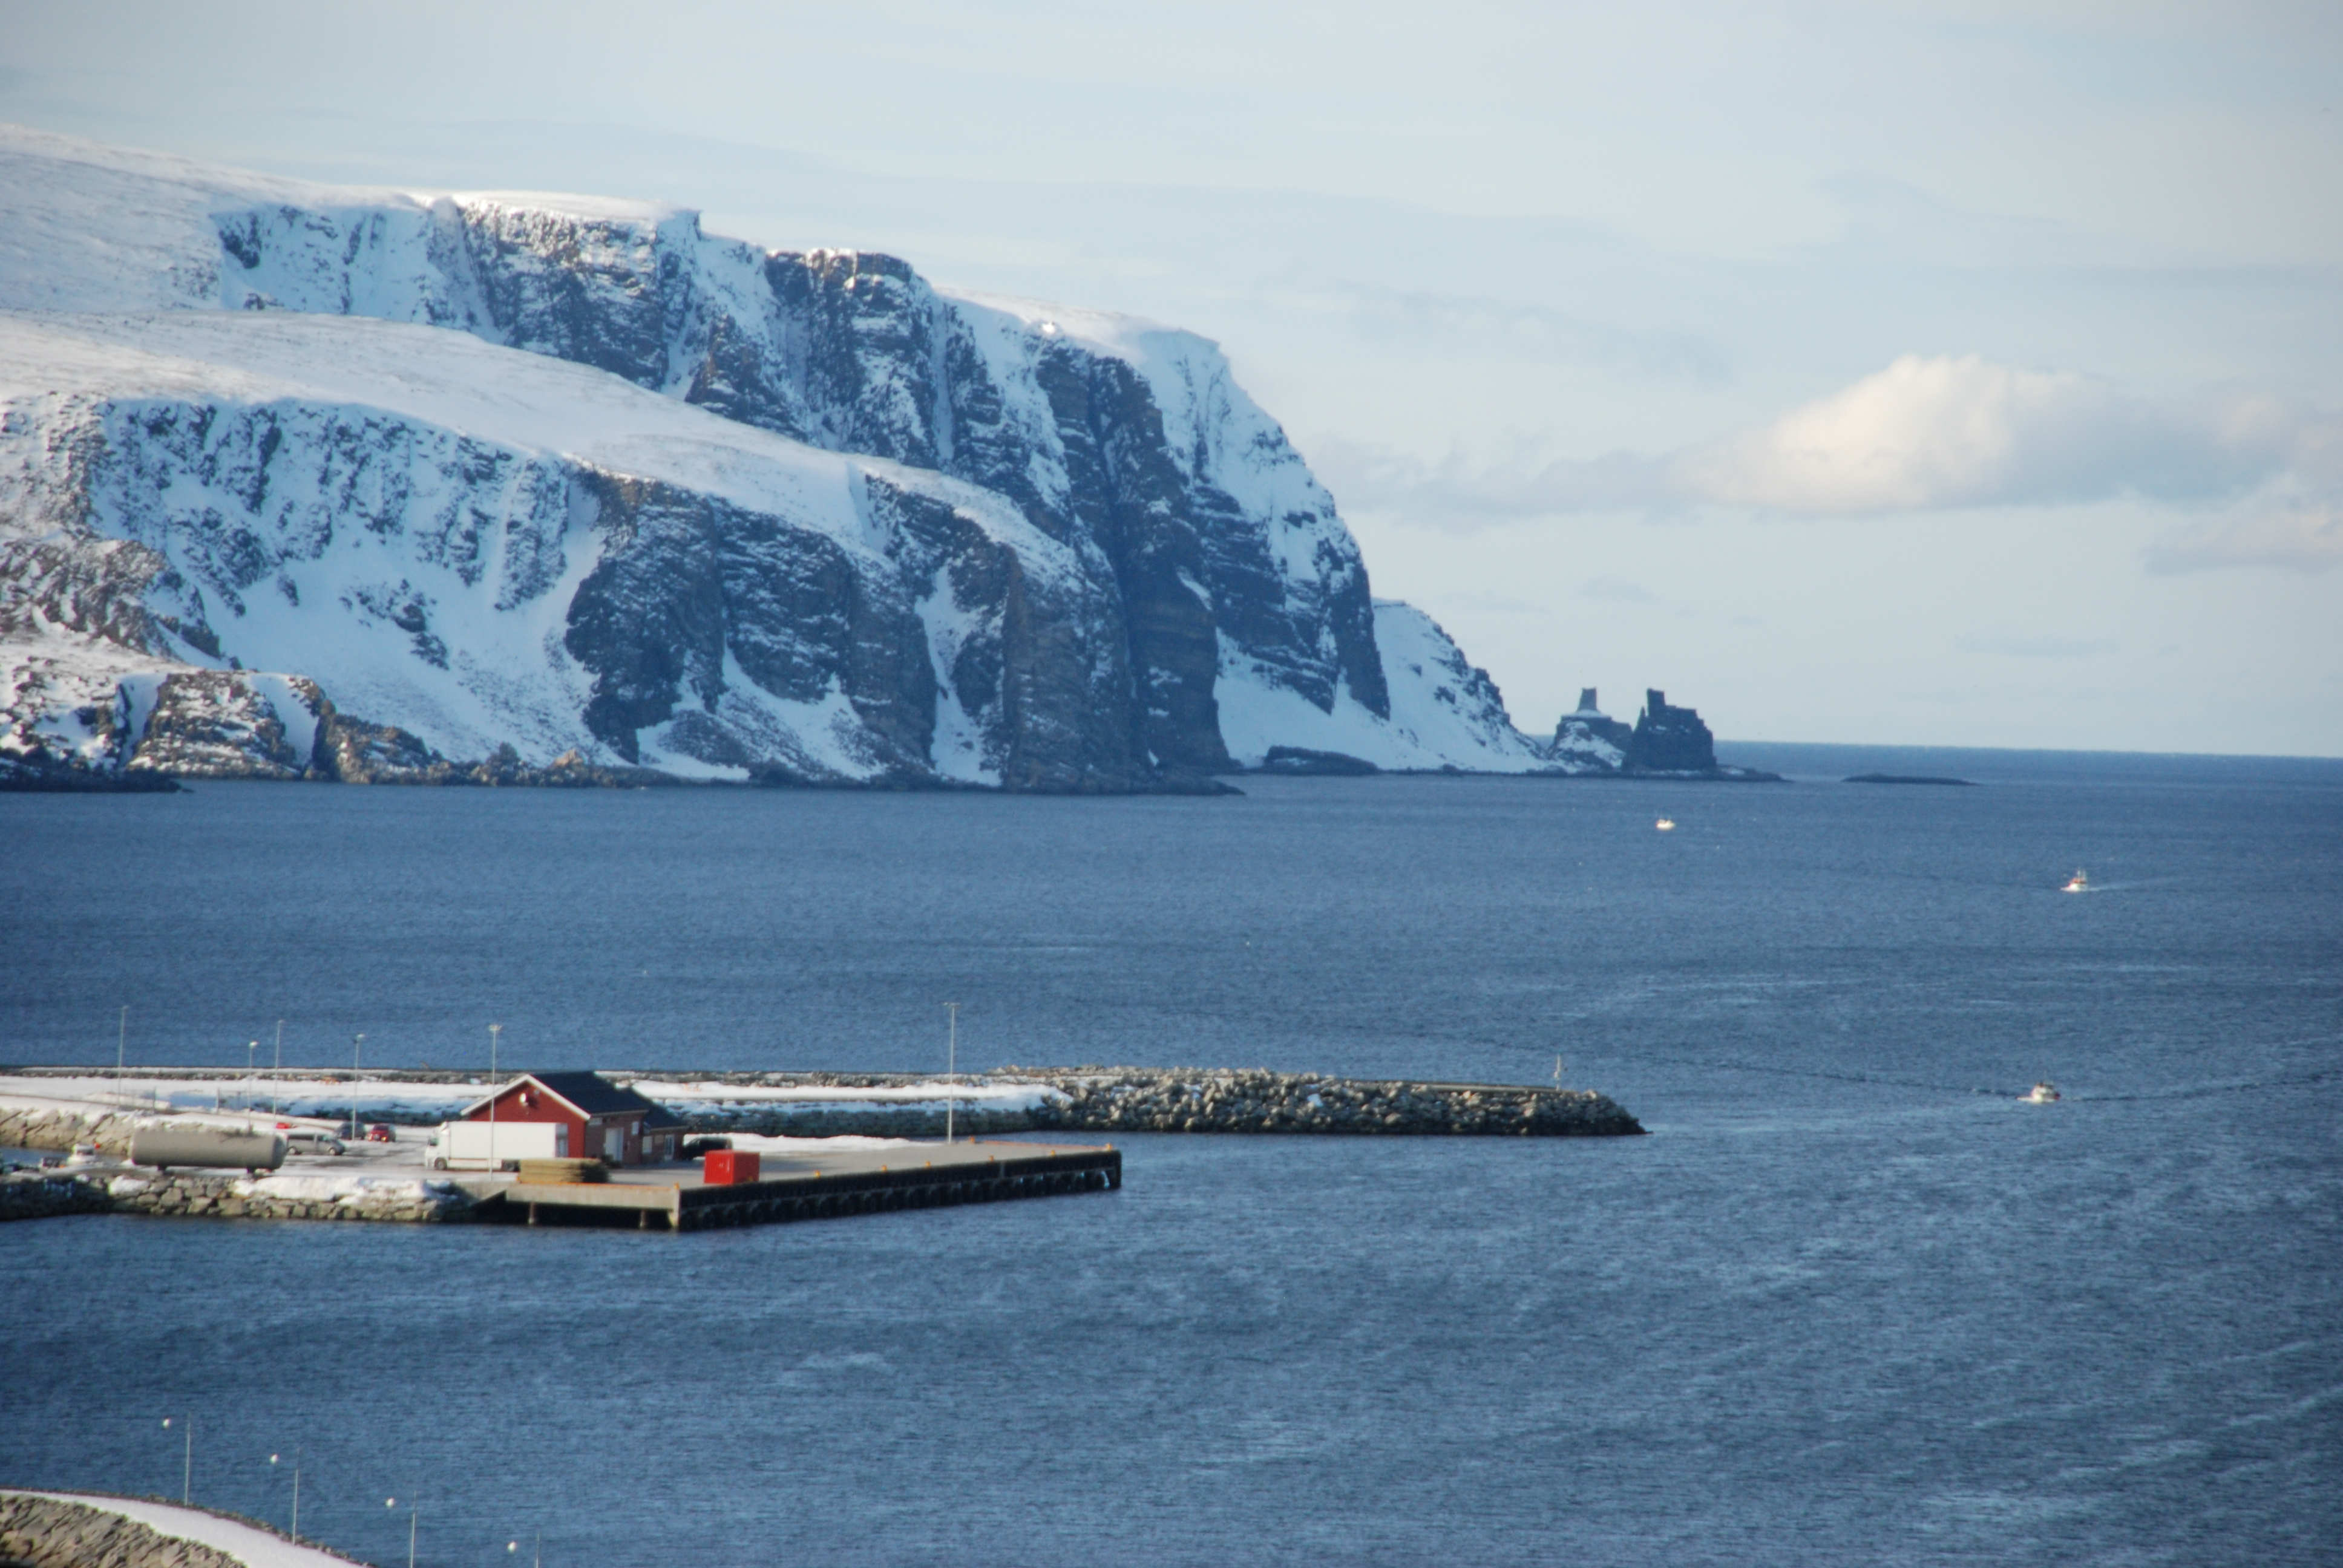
left=365, top=1123, right=395, bottom=1143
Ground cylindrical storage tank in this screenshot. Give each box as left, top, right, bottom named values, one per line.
left=129, top=1125, right=288, bottom=1171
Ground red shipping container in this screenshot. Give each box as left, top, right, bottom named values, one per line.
left=703, top=1149, right=761, bottom=1185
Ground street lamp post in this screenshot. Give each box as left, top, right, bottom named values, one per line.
left=488, top=1023, right=503, bottom=1170
left=272, top=1021, right=284, bottom=1114
left=943, top=1002, right=959, bottom=1145
left=161, top=1416, right=189, bottom=1503
left=387, top=1498, right=416, bottom=1568
left=351, top=1033, right=365, bottom=1143
left=270, top=1453, right=299, bottom=1544
left=117, top=1006, right=127, bottom=1073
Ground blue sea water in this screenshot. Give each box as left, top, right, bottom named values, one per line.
left=2, top=747, right=2339, bottom=1566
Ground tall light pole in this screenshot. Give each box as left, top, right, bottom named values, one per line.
left=387, top=1497, right=416, bottom=1568
left=488, top=1023, right=503, bottom=1170
left=270, top=1452, right=299, bottom=1544
left=272, top=1021, right=284, bottom=1114
left=117, top=1006, right=127, bottom=1072
left=351, top=1033, right=364, bottom=1143
left=943, top=1002, right=959, bottom=1146
left=162, top=1416, right=189, bottom=1503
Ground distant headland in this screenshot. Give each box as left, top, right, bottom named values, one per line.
left=1844, top=773, right=1978, bottom=786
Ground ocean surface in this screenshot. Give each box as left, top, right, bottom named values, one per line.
left=3, top=745, right=2339, bottom=1566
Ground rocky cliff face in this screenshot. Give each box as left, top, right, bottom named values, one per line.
left=5, top=129, right=1467, bottom=789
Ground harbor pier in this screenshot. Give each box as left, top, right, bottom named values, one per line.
left=490, top=1139, right=1121, bottom=1230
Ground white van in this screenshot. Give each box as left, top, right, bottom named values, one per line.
left=428, top=1121, right=564, bottom=1171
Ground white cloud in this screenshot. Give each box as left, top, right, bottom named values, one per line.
left=2145, top=492, right=2343, bottom=575
left=1682, top=354, right=2253, bottom=513
left=1316, top=354, right=2342, bottom=573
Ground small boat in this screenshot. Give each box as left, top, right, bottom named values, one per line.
left=2021, top=1082, right=2060, bottom=1104
left=1655, top=817, right=1676, bottom=832
left=2062, top=869, right=2088, bottom=893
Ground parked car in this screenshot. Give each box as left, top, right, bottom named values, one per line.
left=284, top=1130, right=347, bottom=1156
left=365, top=1123, right=395, bottom=1143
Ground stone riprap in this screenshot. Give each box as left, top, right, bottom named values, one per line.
left=1021, top=1067, right=1644, bottom=1136
left=658, top=1067, right=1644, bottom=1138
left=0, top=1495, right=251, bottom=1568
left=2, top=1065, right=1647, bottom=1142
left=101, top=1170, right=473, bottom=1224
left=0, top=1098, right=145, bottom=1154
left=0, top=1165, right=473, bottom=1226
left=0, top=1492, right=359, bottom=1568
left=0, top=1170, right=114, bottom=1221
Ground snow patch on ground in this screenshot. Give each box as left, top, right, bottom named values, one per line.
left=1, top=1074, right=1063, bottom=1123
left=1213, top=606, right=1545, bottom=773
left=620, top=1079, right=1063, bottom=1114
left=710, top=1132, right=920, bottom=1154
left=234, top=1172, right=454, bottom=1202
left=1371, top=601, right=1547, bottom=772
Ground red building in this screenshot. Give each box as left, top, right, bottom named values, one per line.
left=459, top=1072, right=687, bottom=1166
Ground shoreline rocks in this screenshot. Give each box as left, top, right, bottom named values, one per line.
left=0, top=1492, right=357, bottom=1568
left=1020, top=1067, right=1644, bottom=1136
left=651, top=1066, right=1645, bottom=1138
left=1, top=1494, right=251, bottom=1568
left=0, top=1172, right=114, bottom=1221
left=100, top=1169, right=473, bottom=1224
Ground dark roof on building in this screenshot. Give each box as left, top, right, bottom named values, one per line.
left=460, top=1071, right=669, bottom=1120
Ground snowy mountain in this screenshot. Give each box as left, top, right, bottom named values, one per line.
left=0, top=126, right=1553, bottom=789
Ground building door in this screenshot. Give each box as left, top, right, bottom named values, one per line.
left=605, top=1125, right=623, bottom=1163
left=554, top=1124, right=568, bottom=1156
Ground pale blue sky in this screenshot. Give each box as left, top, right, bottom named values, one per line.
left=4, top=0, right=2338, bottom=753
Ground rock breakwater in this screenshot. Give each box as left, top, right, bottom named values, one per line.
left=0, top=1495, right=250, bottom=1568
left=1020, top=1067, right=1644, bottom=1136
left=0, top=1171, right=114, bottom=1221
left=102, top=1170, right=473, bottom=1224
left=0, top=1099, right=143, bottom=1154
left=660, top=1067, right=1644, bottom=1138
left=0, top=1492, right=360, bottom=1568
left=0, top=1165, right=475, bottom=1226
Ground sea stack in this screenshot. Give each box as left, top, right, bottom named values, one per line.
left=1625, top=689, right=1717, bottom=773
left=1550, top=688, right=1636, bottom=771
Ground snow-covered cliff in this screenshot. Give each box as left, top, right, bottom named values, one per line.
left=0, top=126, right=1550, bottom=788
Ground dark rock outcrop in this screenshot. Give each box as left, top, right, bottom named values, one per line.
left=0, top=1171, right=115, bottom=1220
left=1548, top=687, right=1635, bottom=772
left=1259, top=745, right=1379, bottom=776
left=0, top=753, right=182, bottom=791
left=1538, top=685, right=1782, bottom=781
left=1625, top=688, right=1717, bottom=773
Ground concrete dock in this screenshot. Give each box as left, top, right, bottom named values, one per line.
left=488, top=1139, right=1121, bottom=1231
